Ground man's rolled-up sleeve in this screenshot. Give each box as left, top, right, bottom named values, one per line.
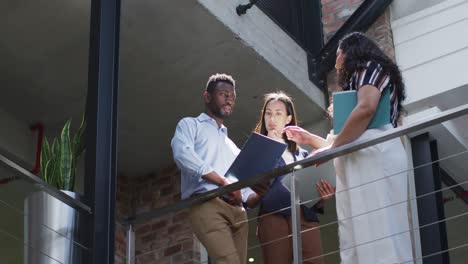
left=241, top=187, right=255, bottom=204
left=171, top=119, right=213, bottom=180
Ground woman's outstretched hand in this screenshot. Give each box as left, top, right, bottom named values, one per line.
left=283, top=126, right=312, bottom=145
left=283, top=126, right=330, bottom=149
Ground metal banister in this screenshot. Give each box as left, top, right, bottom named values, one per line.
left=125, top=103, right=468, bottom=225
left=0, top=153, right=92, bottom=214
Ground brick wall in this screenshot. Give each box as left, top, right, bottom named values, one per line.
left=115, top=175, right=134, bottom=264
left=115, top=164, right=201, bottom=264
left=321, top=0, right=396, bottom=93
left=321, top=0, right=365, bottom=43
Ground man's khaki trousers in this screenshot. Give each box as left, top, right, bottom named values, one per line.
left=189, top=198, right=248, bottom=264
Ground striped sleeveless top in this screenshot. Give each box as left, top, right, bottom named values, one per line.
left=345, top=61, right=399, bottom=127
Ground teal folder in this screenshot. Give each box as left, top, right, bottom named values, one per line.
left=333, top=88, right=390, bottom=134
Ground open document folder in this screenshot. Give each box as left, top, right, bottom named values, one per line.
left=224, top=132, right=287, bottom=182
left=281, top=162, right=336, bottom=205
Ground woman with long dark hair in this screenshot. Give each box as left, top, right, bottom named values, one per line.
left=283, top=32, right=413, bottom=263
left=245, top=92, right=335, bottom=264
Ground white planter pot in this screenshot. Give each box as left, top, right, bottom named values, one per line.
left=24, top=191, right=83, bottom=264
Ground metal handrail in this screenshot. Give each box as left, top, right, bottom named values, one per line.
left=0, top=153, right=92, bottom=214
left=125, top=103, right=468, bottom=225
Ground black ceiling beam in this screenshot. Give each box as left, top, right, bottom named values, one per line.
left=309, top=0, right=393, bottom=88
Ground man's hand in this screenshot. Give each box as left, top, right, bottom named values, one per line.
left=251, top=180, right=270, bottom=197
left=222, top=178, right=243, bottom=206
left=202, top=172, right=243, bottom=206
left=244, top=180, right=270, bottom=209
left=229, top=190, right=243, bottom=206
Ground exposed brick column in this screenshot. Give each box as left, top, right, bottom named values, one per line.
left=116, top=164, right=201, bottom=264
left=320, top=0, right=396, bottom=93
left=115, top=175, right=134, bottom=264
left=366, top=9, right=395, bottom=61
left=321, top=0, right=365, bottom=43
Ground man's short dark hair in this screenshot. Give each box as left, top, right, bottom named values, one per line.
left=205, top=73, right=236, bottom=93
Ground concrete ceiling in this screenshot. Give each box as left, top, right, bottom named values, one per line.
left=0, top=0, right=325, bottom=176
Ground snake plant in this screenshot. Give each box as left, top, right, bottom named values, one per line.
left=40, top=114, right=86, bottom=191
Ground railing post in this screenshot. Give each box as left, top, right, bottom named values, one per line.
left=402, top=136, right=423, bottom=264
left=290, top=168, right=303, bottom=264
left=126, top=225, right=135, bottom=264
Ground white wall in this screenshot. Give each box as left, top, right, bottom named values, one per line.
left=391, top=0, right=448, bottom=20
left=393, top=0, right=468, bottom=183
left=393, top=0, right=468, bottom=197
left=391, top=0, right=468, bottom=107
left=391, top=2, right=468, bottom=259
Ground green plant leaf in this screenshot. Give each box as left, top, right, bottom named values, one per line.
left=39, top=113, right=86, bottom=192
left=73, top=112, right=86, bottom=157
left=40, top=137, right=51, bottom=179
left=43, top=160, right=51, bottom=184
left=71, top=113, right=86, bottom=191
left=51, top=138, right=61, bottom=188
left=50, top=155, right=61, bottom=189
left=60, top=120, right=73, bottom=191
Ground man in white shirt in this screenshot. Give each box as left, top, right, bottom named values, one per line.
left=171, top=73, right=248, bottom=264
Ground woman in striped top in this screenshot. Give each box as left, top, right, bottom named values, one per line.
left=284, top=32, right=413, bottom=264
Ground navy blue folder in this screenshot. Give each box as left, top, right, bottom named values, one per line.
left=225, top=132, right=287, bottom=181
